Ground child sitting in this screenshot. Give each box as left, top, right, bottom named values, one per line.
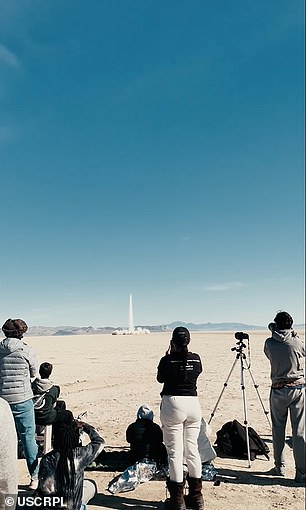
left=32, top=362, right=66, bottom=425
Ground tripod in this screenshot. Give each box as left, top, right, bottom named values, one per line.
left=208, top=333, right=271, bottom=468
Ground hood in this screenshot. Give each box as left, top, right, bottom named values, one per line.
left=137, top=404, right=154, bottom=421
left=32, top=377, right=53, bottom=393
left=268, top=322, right=298, bottom=343
left=0, top=337, right=24, bottom=354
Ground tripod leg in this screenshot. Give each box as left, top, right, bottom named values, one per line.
left=208, top=357, right=239, bottom=425
left=240, top=357, right=251, bottom=468
left=248, top=367, right=272, bottom=429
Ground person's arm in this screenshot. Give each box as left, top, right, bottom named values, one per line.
left=297, top=338, right=306, bottom=357
left=25, top=345, right=38, bottom=379
left=152, top=423, right=163, bottom=442
left=198, top=354, right=203, bottom=375
left=126, top=424, right=132, bottom=444
left=55, top=385, right=61, bottom=398
left=157, top=356, right=166, bottom=383
left=48, top=386, right=60, bottom=403
left=264, top=339, right=271, bottom=360
left=36, top=455, right=55, bottom=496
left=77, top=423, right=105, bottom=469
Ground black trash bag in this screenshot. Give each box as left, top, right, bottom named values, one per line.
left=215, top=419, right=269, bottom=461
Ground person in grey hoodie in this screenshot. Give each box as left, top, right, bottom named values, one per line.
left=32, top=362, right=67, bottom=426
left=264, top=311, right=305, bottom=484
left=0, top=397, right=18, bottom=510
left=0, top=318, right=39, bottom=489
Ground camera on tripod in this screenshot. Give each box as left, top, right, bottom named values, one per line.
left=208, top=328, right=271, bottom=468
left=231, top=331, right=249, bottom=352
left=235, top=332, right=249, bottom=341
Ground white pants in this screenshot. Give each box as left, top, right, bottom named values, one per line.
left=160, top=395, right=202, bottom=482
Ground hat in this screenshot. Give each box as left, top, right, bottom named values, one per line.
left=172, top=326, right=190, bottom=346
left=2, top=319, right=28, bottom=339
left=137, top=404, right=154, bottom=421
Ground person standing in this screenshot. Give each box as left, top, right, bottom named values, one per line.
left=157, top=327, right=204, bottom=510
left=264, top=311, right=305, bottom=484
left=0, top=319, right=39, bottom=489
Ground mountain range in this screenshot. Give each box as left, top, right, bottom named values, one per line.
left=26, top=321, right=305, bottom=336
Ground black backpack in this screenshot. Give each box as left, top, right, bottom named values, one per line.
left=215, top=419, right=269, bottom=461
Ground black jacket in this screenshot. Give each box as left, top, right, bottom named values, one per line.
left=32, top=379, right=60, bottom=425
left=126, top=418, right=167, bottom=466
left=157, top=351, right=202, bottom=396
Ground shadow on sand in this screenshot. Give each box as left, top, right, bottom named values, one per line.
left=17, top=486, right=165, bottom=510
left=216, top=467, right=304, bottom=488
left=91, top=493, right=164, bottom=510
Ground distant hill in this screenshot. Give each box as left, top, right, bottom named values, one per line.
left=27, top=325, right=115, bottom=336
left=146, top=321, right=305, bottom=332
left=26, top=321, right=305, bottom=336
left=165, top=321, right=264, bottom=331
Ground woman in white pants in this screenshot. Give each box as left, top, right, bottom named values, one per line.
left=157, top=327, right=204, bottom=510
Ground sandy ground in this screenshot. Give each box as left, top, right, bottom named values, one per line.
left=17, top=330, right=305, bottom=510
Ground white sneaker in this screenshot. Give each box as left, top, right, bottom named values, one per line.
left=28, top=477, right=38, bottom=490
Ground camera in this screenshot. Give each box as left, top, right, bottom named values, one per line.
left=235, top=331, right=249, bottom=341
left=231, top=331, right=249, bottom=354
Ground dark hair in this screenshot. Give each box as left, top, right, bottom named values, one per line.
left=52, top=412, right=80, bottom=507
left=171, top=326, right=190, bottom=347
left=274, top=311, right=293, bottom=330
left=39, top=362, right=53, bottom=379
left=2, top=319, right=28, bottom=339
left=169, top=327, right=190, bottom=380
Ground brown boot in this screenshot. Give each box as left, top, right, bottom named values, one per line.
left=184, top=477, right=204, bottom=510
left=165, top=479, right=186, bottom=510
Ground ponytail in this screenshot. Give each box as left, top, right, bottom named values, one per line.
left=167, top=340, right=189, bottom=380
left=182, top=345, right=189, bottom=380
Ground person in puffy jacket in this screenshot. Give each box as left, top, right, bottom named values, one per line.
left=264, top=311, right=305, bottom=484
left=0, top=318, right=39, bottom=489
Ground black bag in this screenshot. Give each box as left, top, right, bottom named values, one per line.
left=215, top=419, right=269, bottom=461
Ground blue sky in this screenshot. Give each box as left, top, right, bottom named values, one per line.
left=0, top=0, right=304, bottom=328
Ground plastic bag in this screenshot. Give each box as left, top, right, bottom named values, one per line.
left=201, top=462, right=218, bottom=481
left=107, top=460, right=158, bottom=494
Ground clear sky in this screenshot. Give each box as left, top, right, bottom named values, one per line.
left=0, top=0, right=304, bottom=328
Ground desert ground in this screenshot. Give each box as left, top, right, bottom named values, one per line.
left=18, top=330, right=305, bottom=510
